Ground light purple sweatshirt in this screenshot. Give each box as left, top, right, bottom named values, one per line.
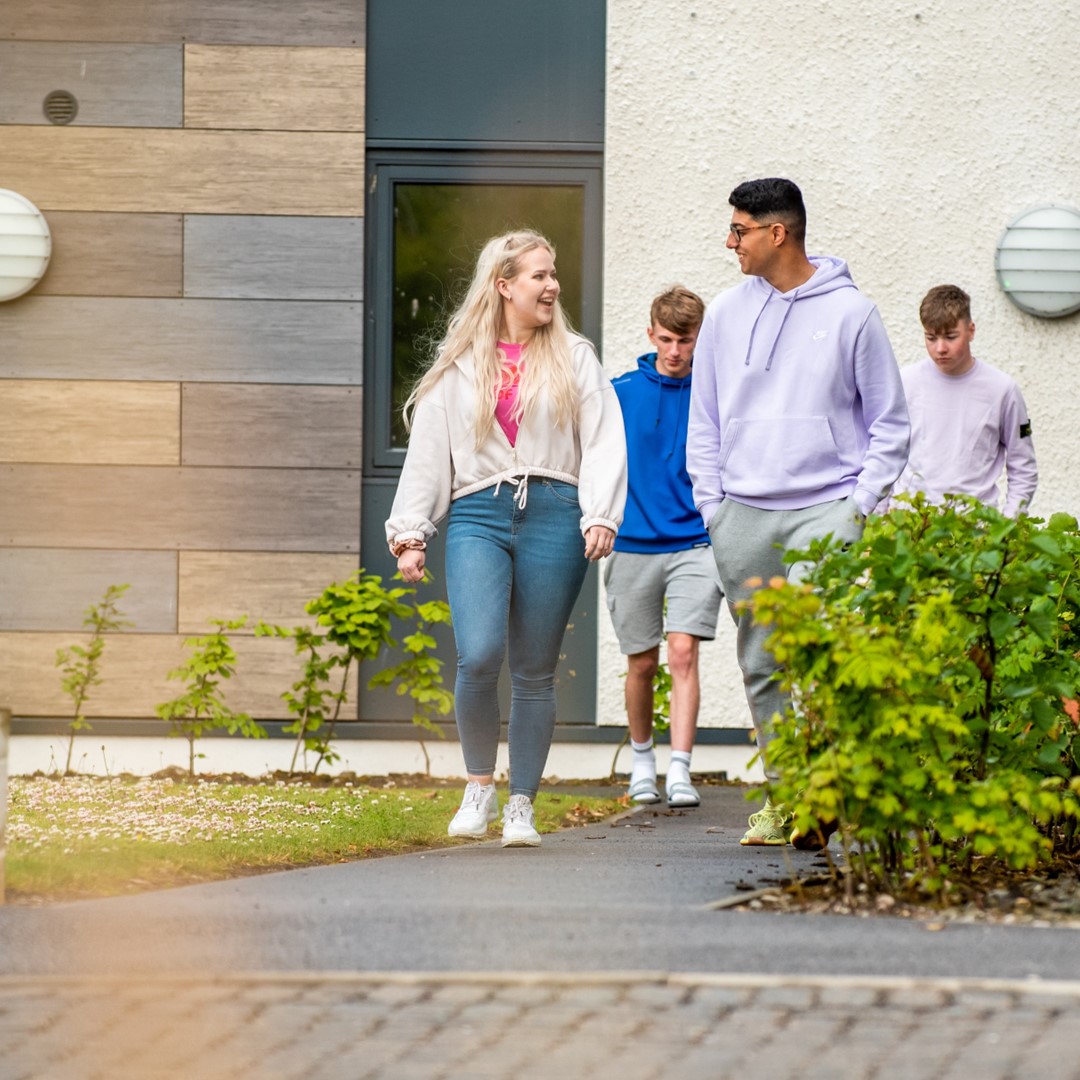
left=890, top=357, right=1037, bottom=516
left=687, top=256, right=910, bottom=521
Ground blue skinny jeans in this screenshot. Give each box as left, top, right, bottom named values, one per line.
left=445, top=478, right=590, bottom=798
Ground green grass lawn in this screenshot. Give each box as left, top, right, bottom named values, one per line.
left=4, top=776, right=625, bottom=904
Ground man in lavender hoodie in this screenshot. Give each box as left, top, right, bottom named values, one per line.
left=687, top=178, right=910, bottom=848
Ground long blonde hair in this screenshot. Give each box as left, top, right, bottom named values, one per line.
left=404, top=230, right=581, bottom=444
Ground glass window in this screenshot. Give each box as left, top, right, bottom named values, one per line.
left=389, top=182, right=585, bottom=446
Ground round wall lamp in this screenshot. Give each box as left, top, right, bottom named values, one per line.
left=0, top=189, right=52, bottom=302
left=995, top=203, right=1080, bottom=319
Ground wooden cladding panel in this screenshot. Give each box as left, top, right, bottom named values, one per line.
left=0, top=297, right=362, bottom=385
left=184, top=46, right=364, bottom=132
left=183, top=216, right=362, bottom=300
left=0, top=1, right=364, bottom=46
left=0, top=549, right=177, bottom=633
left=181, top=384, right=361, bottom=469
left=178, top=552, right=359, bottom=634
left=0, top=43, right=182, bottom=127
left=0, top=632, right=357, bottom=720
left=40, top=213, right=183, bottom=298
left=4, top=127, right=363, bottom=215
left=0, top=465, right=360, bottom=552
left=0, top=380, right=180, bottom=465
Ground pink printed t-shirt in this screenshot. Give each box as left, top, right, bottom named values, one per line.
left=495, top=341, right=524, bottom=446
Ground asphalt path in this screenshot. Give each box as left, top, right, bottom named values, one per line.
left=1, top=785, right=1076, bottom=982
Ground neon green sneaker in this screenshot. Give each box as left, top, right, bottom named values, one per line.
left=740, top=798, right=790, bottom=846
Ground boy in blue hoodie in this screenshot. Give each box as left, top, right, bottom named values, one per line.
left=687, top=178, right=909, bottom=847
left=607, top=287, right=722, bottom=808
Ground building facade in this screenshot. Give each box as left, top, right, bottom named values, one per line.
left=2, top=1, right=1077, bottom=778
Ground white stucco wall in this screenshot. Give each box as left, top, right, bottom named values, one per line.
left=599, top=0, right=1080, bottom=742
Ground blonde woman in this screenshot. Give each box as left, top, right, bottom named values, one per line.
left=386, top=230, right=627, bottom=847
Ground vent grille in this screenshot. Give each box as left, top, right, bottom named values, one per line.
left=43, top=90, right=78, bottom=125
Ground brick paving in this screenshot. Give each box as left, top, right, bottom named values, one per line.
left=4, top=972, right=1080, bottom=1080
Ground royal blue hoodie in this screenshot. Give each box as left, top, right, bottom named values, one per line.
left=611, top=355, right=710, bottom=553
left=687, top=256, right=909, bottom=522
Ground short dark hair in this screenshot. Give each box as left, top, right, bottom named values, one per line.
left=729, top=178, right=807, bottom=244
left=920, top=284, right=972, bottom=332
left=650, top=286, right=705, bottom=336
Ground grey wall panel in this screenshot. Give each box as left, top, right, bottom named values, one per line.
left=184, top=45, right=364, bottom=132
left=6, top=127, right=363, bottom=215
left=0, top=465, right=360, bottom=552
left=0, top=43, right=182, bottom=127
left=0, top=297, right=362, bottom=384
left=0, top=549, right=177, bottom=632
left=0, top=379, right=180, bottom=465
left=39, top=212, right=183, bottom=298
left=181, top=384, right=361, bottom=468
left=0, top=1, right=364, bottom=46
left=178, top=551, right=359, bottom=633
left=0, top=631, right=357, bottom=720
left=184, top=216, right=362, bottom=300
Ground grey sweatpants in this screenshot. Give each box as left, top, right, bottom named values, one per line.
left=707, top=496, right=865, bottom=777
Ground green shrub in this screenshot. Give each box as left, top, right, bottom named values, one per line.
left=258, top=571, right=453, bottom=775
left=55, top=584, right=131, bottom=775
left=749, top=495, right=1080, bottom=900
left=156, top=617, right=266, bottom=777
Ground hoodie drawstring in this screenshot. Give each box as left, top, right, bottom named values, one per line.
left=763, top=298, right=797, bottom=371
left=492, top=470, right=530, bottom=509
left=744, top=290, right=802, bottom=371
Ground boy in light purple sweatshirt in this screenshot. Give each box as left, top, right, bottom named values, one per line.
left=687, top=177, right=910, bottom=848
left=889, top=284, right=1037, bottom=516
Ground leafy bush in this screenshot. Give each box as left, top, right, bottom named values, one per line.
left=258, top=571, right=453, bottom=775
left=749, top=495, right=1080, bottom=901
left=156, top=617, right=267, bottom=777
left=55, top=584, right=131, bottom=775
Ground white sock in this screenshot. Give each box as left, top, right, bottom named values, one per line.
left=667, top=750, right=692, bottom=790
left=630, top=737, right=656, bottom=786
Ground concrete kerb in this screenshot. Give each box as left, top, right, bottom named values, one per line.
left=5, top=970, right=1080, bottom=999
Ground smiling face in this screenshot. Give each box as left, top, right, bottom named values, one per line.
left=924, top=317, right=976, bottom=377
left=726, top=212, right=781, bottom=278
left=647, top=320, right=698, bottom=378
left=497, top=245, right=560, bottom=341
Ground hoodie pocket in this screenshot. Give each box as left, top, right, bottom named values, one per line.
left=720, top=416, right=845, bottom=498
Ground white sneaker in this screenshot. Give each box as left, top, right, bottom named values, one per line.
left=448, top=781, right=498, bottom=837
left=501, top=794, right=541, bottom=847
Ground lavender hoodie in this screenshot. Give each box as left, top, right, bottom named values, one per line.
left=687, top=256, right=909, bottom=522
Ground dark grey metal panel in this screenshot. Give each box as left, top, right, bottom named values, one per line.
left=0, top=42, right=182, bottom=127
left=0, top=549, right=177, bottom=632
left=0, top=465, right=360, bottom=552
left=184, top=216, right=363, bottom=300
left=366, top=0, right=604, bottom=146
left=0, top=297, right=362, bottom=384
left=0, top=1, right=364, bottom=46
left=182, top=384, right=362, bottom=468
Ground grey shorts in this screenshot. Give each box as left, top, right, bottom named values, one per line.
left=603, top=547, right=723, bottom=655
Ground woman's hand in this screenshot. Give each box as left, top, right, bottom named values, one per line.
left=583, top=525, right=615, bottom=561
left=398, top=548, right=427, bottom=583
